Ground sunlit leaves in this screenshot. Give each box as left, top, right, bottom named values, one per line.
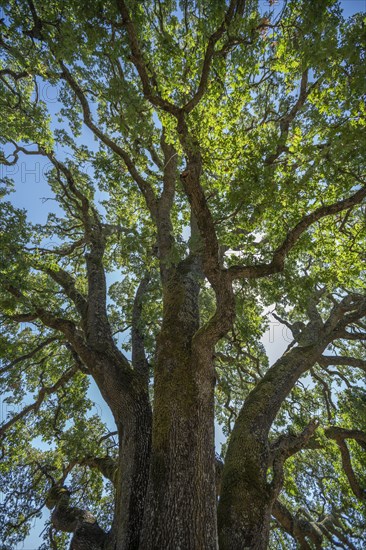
left=0, top=0, right=365, bottom=546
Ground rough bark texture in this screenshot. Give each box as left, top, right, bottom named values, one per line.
left=109, top=397, right=152, bottom=550
left=139, top=262, right=218, bottom=549
left=272, top=500, right=323, bottom=549
left=218, top=343, right=328, bottom=549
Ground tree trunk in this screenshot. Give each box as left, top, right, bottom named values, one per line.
left=140, top=265, right=218, bottom=549
left=217, top=423, right=272, bottom=550
left=81, top=355, right=152, bottom=550
left=218, top=345, right=327, bottom=549
left=109, top=394, right=152, bottom=550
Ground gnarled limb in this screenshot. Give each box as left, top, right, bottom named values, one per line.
left=46, top=486, right=107, bottom=550
left=269, top=420, right=319, bottom=495
left=272, top=500, right=323, bottom=549
left=218, top=294, right=366, bottom=550
left=325, top=427, right=366, bottom=500
left=274, top=502, right=358, bottom=550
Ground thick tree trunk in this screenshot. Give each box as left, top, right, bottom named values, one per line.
left=139, top=266, right=218, bottom=549
left=217, top=423, right=272, bottom=550
left=78, top=353, right=152, bottom=550
left=140, top=349, right=217, bottom=549
left=109, top=394, right=152, bottom=550
left=218, top=345, right=326, bottom=549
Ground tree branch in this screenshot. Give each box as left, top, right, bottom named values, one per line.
left=58, top=62, right=158, bottom=219
left=0, top=336, right=59, bottom=375
left=272, top=500, right=323, bottom=549
left=228, top=184, right=366, bottom=280
left=42, top=266, right=88, bottom=321
left=182, top=0, right=244, bottom=113
left=156, top=134, right=178, bottom=276
left=0, top=365, right=78, bottom=438
left=45, top=485, right=107, bottom=547
left=325, top=427, right=366, bottom=500
left=115, top=0, right=180, bottom=116
left=318, top=355, right=366, bottom=373
left=264, top=70, right=320, bottom=165
left=270, top=420, right=319, bottom=493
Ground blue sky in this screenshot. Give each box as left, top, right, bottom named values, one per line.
left=1, top=0, right=364, bottom=547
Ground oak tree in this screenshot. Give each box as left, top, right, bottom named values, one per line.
left=0, top=0, right=365, bottom=548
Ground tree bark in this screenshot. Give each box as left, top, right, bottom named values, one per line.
left=218, top=345, right=325, bottom=550
left=66, top=346, right=152, bottom=550
left=108, top=395, right=152, bottom=550
left=140, top=262, right=218, bottom=549
left=46, top=486, right=107, bottom=550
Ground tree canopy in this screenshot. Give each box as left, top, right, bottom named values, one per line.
left=0, top=0, right=365, bottom=549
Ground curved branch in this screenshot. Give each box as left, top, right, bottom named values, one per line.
left=270, top=420, right=319, bottom=494
left=62, top=455, right=117, bottom=485
left=0, top=68, right=29, bottom=80
left=228, top=184, right=366, bottom=280
left=272, top=500, right=323, bottom=549
left=269, top=420, right=319, bottom=466
left=46, top=486, right=107, bottom=549
left=43, top=266, right=88, bottom=321
left=325, top=427, right=366, bottom=500
left=318, top=355, right=366, bottom=373
left=59, top=61, right=158, bottom=219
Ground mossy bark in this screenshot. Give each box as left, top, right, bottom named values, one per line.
left=218, top=345, right=327, bottom=549
left=217, top=418, right=272, bottom=550
left=140, top=265, right=218, bottom=549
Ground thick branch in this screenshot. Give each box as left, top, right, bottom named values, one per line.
left=156, top=135, right=178, bottom=275
left=44, top=153, right=119, bottom=351
left=318, top=355, right=366, bottom=373
left=45, top=151, right=90, bottom=218
left=63, top=456, right=117, bottom=485
left=4, top=286, right=100, bottom=370
left=46, top=486, right=107, bottom=548
left=270, top=420, right=319, bottom=493
left=325, top=427, right=366, bottom=500
left=229, top=184, right=366, bottom=280
left=43, top=266, right=88, bottom=321
left=272, top=500, right=323, bottom=549
left=269, top=420, right=319, bottom=467
left=0, top=68, right=29, bottom=80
